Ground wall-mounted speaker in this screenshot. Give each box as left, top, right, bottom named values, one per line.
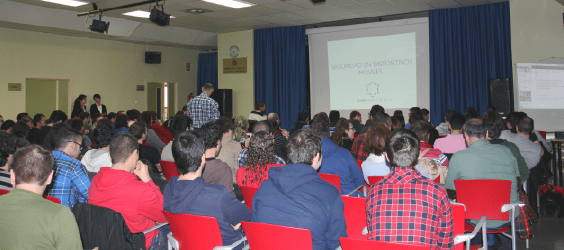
left=145, top=51, right=161, bottom=64
left=488, top=78, right=513, bottom=117
left=210, top=89, right=233, bottom=119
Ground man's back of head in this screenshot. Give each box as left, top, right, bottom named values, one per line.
left=172, top=131, right=205, bottom=175
left=199, top=122, right=223, bottom=150
left=448, top=113, right=466, bottom=131
left=310, top=114, right=331, bottom=139
left=408, top=113, right=424, bottom=127
left=386, top=129, right=420, bottom=168
left=371, top=112, right=391, bottom=128
left=49, top=110, right=67, bottom=124
left=129, top=121, right=147, bottom=141
left=411, top=121, right=434, bottom=143
left=11, top=145, right=54, bottom=190
left=16, top=113, right=29, bottom=122
left=267, top=113, right=279, bottom=121
left=252, top=120, right=272, bottom=134
left=109, top=133, right=139, bottom=165
left=255, top=101, right=266, bottom=111
left=517, top=117, right=534, bottom=135
left=464, top=107, right=479, bottom=121
left=297, top=110, right=310, bottom=122
left=482, top=110, right=504, bottom=139
left=421, top=108, right=430, bottom=120
left=0, top=137, right=17, bottom=170
left=350, top=111, right=361, bottom=120
left=409, top=107, right=421, bottom=116
left=370, top=105, right=385, bottom=117
left=285, top=129, right=322, bottom=167
left=463, top=119, right=487, bottom=143
left=444, top=110, right=456, bottom=123
left=52, top=127, right=81, bottom=156
left=169, top=115, right=192, bottom=137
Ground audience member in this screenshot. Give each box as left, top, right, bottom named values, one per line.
left=89, top=133, right=169, bottom=250
left=114, top=113, right=130, bottom=134
left=349, top=110, right=364, bottom=134
left=127, top=110, right=141, bottom=127
left=164, top=131, right=250, bottom=250
left=48, top=127, right=90, bottom=209
left=390, top=116, right=402, bottom=130
left=0, top=145, right=83, bottom=249
left=215, top=117, right=242, bottom=185
left=311, top=114, right=364, bottom=196
left=233, top=116, right=250, bottom=148
left=412, top=121, right=449, bottom=182
left=12, top=121, right=31, bottom=146
left=393, top=110, right=405, bottom=128
left=140, top=111, right=166, bottom=151
left=1, top=119, right=15, bottom=134
left=79, top=112, right=92, bottom=136
left=421, top=108, right=431, bottom=123
left=81, top=124, right=113, bottom=176
left=130, top=121, right=162, bottom=175
left=360, top=124, right=390, bottom=184
left=71, top=119, right=92, bottom=153
left=237, top=121, right=286, bottom=169
left=331, top=119, right=355, bottom=151
left=71, top=94, right=88, bottom=119
left=290, top=110, right=310, bottom=134
left=200, top=122, right=233, bottom=192
left=328, top=110, right=340, bottom=127
left=252, top=129, right=347, bottom=250
left=500, top=112, right=541, bottom=169
left=351, top=112, right=391, bottom=161
left=41, top=122, right=72, bottom=151
left=27, top=113, right=45, bottom=143
left=89, top=94, right=107, bottom=119
left=445, top=119, right=519, bottom=235
left=187, top=83, right=220, bottom=128
left=433, top=113, right=467, bottom=154
left=237, top=131, right=282, bottom=187
left=359, top=107, right=390, bottom=134
left=436, top=110, right=456, bottom=136
left=464, top=107, right=479, bottom=121
left=0, top=136, right=17, bottom=190
left=161, top=114, right=192, bottom=162
left=107, top=112, right=117, bottom=125
left=404, top=106, right=421, bottom=129
left=367, top=129, right=453, bottom=249
left=267, top=113, right=288, bottom=160
left=16, top=112, right=29, bottom=122
left=249, top=101, right=267, bottom=121
left=409, top=112, right=440, bottom=145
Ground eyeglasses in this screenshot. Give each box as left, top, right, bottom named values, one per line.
left=68, top=141, right=83, bottom=150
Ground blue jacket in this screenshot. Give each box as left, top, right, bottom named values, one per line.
left=163, top=177, right=250, bottom=248
left=319, top=138, right=365, bottom=195
left=252, top=163, right=347, bottom=250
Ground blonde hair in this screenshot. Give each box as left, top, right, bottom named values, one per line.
left=233, top=116, right=249, bottom=142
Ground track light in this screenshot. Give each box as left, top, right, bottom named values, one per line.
left=89, top=15, right=109, bottom=33
left=149, top=6, right=170, bottom=26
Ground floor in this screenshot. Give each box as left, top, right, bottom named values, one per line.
left=514, top=215, right=564, bottom=250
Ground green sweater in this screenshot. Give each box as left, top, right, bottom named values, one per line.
left=0, top=188, right=82, bottom=250
left=500, top=139, right=530, bottom=182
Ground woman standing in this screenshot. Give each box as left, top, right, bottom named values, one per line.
left=89, top=94, right=107, bottom=120
left=71, top=94, right=88, bottom=119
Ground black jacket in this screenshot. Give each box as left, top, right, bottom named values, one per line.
left=349, top=119, right=365, bottom=135
left=72, top=203, right=146, bottom=250
left=90, top=103, right=108, bottom=119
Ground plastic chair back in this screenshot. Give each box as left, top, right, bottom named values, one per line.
left=159, top=160, right=179, bottom=181
left=538, top=130, right=546, bottom=140
left=45, top=196, right=61, bottom=204
left=340, top=237, right=428, bottom=250
left=239, top=185, right=259, bottom=212
left=241, top=221, right=312, bottom=250
left=0, top=189, right=9, bottom=195
left=356, top=159, right=363, bottom=170
left=163, top=211, right=223, bottom=250
left=451, top=203, right=465, bottom=250
left=341, top=196, right=367, bottom=239
left=367, top=176, right=383, bottom=186
left=454, top=179, right=511, bottom=221
left=319, top=173, right=341, bottom=194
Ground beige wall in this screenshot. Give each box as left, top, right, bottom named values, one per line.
left=0, top=27, right=199, bottom=120
left=217, top=30, right=254, bottom=118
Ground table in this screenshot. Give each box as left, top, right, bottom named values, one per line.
left=550, top=139, right=564, bottom=187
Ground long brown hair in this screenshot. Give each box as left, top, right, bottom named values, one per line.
left=243, top=131, right=275, bottom=186
left=332, top=119, right=351, bottom=147
left=363, top=123, right=390, bottom=156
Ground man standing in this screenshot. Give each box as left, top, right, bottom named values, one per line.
left=367, top=129, right=453, bottom=249
left=0, top=145, right=83, bottom=249
left=249, top=101, right=267, bottom=121
left=48, top=127, right=90, bottom=209
left=187, top=83, right=220, bottom=128
left=89, top=133, right=169, bottom=250
left=252, top=129, right=347, bottom=250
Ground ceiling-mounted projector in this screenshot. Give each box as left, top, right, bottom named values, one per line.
left=90, top=18, right=109, bottom=33
left=150, top=6, right=170, bottom=26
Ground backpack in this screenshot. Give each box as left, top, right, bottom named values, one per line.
left=418, top=148, right=448, bottom=184
left=539, top=184, right=564, bottom=218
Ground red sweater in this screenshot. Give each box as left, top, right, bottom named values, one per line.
left=88, top=168, right=167, bottom=249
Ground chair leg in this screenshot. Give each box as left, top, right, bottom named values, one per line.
left=526, top=239, right=529, bottom=249
left=511, top=208, right=517, bottom=250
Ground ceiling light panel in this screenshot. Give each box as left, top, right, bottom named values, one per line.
left=40, top=0, right=89, bottom=7
left=202, top=0, right=255, bottom=9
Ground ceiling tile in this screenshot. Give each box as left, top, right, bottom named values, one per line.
left=244, top=5, right=285, bottom=15
left=171, top=1, right=231, bottom=12
left=263, top=1, right=305, bottom=12
left=360, top=0, right=412, bottom=15
left=219, top=8, right=264, bottom=18
left=268, top=12, right=307, bottom=21
left=244, top=0, right=280, bottom=4
left=425, top=0, right=462, bottom=9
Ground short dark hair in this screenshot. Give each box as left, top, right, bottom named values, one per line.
left=0, top=137, right=17, bottom=168
left=172, top=131, right=205, bottom=175
left=93, top=94, right=101, bottom=99
left=92, top=113, right=103, bottom=124
left=93, top=124, right=113, bottom=148
left=115, top=114, right=129, bottom=129
left=11, top=145, right=54, bottom=185
left=310, top=114, right=331, bottom=139
left=350, top=111, right=361, bottom=120
left=42, top=123, right=72, bottom=150
left=505, top=112, right=527, bottom=133
left=267, top=119, right=279, bottom=134
left=140, top=111, right=153, bottom=126
left=107, top=112, right=117, bottom=120
left=517, top=117, right=534, bottom=134
left=252, top=121, right=271, bottom=134
left=329, top=111, right=340, bottom=124
left=16, top=113, right=29, bottom=122
left=297, top=110, right=310, bottom=122
left=128, top=110, right=141, bottom=121
left=371, top=112, right=390, bottom=127
left=71, top=119, right=84, bottom=131
left=96, top=119, right=112, bottom=128
left=255, top=101, right=266, bottom=110
left=463, top=119, right=487, bottom=139
left=1, top=120, right=15, bottom=131
left=199, top=122, right=222, bottom=150
left=464, top=107, right=479, bottom=120
left=49, top=110, right=68, bottom=123
left=286, top=129, right=322, bottom=165
left=482, top=110, right=504, bottom=139
left=79, top=112, right=90, bottom=121
left=33, top=114, right=45, bottom=128
left=444, top=110, right=456, bottom=122
left=421, top=108, right=429, bottom=118
left=386, top=129, right=420, bottom=168
left=203, top=83, right=214, bottom=91
left=448, top=113, right=466, bottom=130
left=370, top=105, right=385, bottom=117
left=411, top=121, right=434, bottom=143
left=390, top=116, right=402, bottom=130
left=214, top=117, right=234, bottom=134
left=169, top=115, right=192, bottom=136
left=363, top=124, right=390, bottom=156
left=52, top=127, right=81, bottom=151
left=129, top=121, right=147, bottom=140
left=12, top=121, right=30, bottom=138
left=408, top=113, right=424, bottom=126
left=182, top=105, right=187, bottom=112
left=410, top=107, right=421, bottom=115
left=109, top=132, right=138, bottom=164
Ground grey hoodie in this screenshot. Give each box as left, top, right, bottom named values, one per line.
left=80, top=149, right=112, bottom=173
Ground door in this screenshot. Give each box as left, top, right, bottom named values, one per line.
left=147, top=82, right=176, bottom=121
left=25, top=79, right=69, bottom=117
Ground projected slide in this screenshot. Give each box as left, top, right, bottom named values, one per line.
left=517, top=63, right=564, bottom=109
left=327, top=33, right=417, bottom=110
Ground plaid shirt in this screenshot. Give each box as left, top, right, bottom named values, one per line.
left=49, top=150, right=90, bottom=209
left=237, top=148, right=286, bottom=168
left=351, top=134, right=369, bottom=161
left=367, top=167, right=453, bottom=249
left=187, top=92, right=220, bottom=128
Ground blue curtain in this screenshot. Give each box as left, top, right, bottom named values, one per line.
left=255, top=26, right=307, bottom=130
left=429, top=2, right=512, bottom=126
left=197, top=52, right=218, bottom=95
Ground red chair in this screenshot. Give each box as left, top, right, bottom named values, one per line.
left=319, top=173, right=340, bottom=194
left=241, top=221, right=312, bottom=250
left=341, top=196, right=367, bottom=240
left=451, top=203, right=487, bottom=250
left=91, top=145, right=98, bottom=149
left=159, top=160, right=179, bottom=181
left=239, top=185, right=259, bottom=212
left=0, top=189, right=9, bottom=195
left=340, top=237, right=428, bottom=250
left=163, top=211, right=245, bottom=250
left=367, top=176, right=383, bottom=186
left=143, top=142, right=151, bottom=146
left=538, top=130, right=546, bottom=140
left=455, top=179, right=523, bottom=250
left=45, top=196, right=61, bottom=204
